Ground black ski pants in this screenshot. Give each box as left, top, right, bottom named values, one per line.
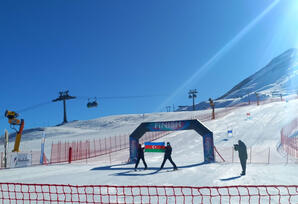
left=135, top=156, right=147, bottom=169
left=240, top=158, right=247, bottom=174
left=160, top=156, right=177, bottom=169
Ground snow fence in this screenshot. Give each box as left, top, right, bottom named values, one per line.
left=0, top=183, right=297, bottom=204
left=281, top=117, right=298, bottom=158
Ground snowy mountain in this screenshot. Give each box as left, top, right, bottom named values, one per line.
left=219, top=48, right=298, bottom=99
left=178, top=48, right=298, bottom=111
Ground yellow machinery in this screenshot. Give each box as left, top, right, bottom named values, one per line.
left=4, top=110, right=25, bottom=152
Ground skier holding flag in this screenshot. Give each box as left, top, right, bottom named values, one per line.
left=134, top=143, right=147, bottom=171
left=160, top=142, right=178, bottom=171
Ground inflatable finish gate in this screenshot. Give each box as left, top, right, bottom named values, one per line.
left=129, top=119, right=214, bottom=163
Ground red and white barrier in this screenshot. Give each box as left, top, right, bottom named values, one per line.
left=280, top=118, right=298, bottom=158
left=50, top=132, right=170, bottom=164
left=0, top=183, right=297, bottom=204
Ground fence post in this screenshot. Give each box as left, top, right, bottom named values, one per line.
left=109, top=151, right=112, bottom=165
left=268, top=147, right=270, bottom=164
left=68, top=147, right=72, bottom=164
left=50, top=142, right=53, bottom=164
left=98, top=138, right=101, bottom=156
left=86, top=140, right=88, bottom=164
left=94, top=139, right=96, bottom=156
left=295, top=138, right=297, bottom=158
left=104, top=137, right=107, bottom=155
left=59, top=141, right=62, bottom=163
left=115, top=135, right=117, bottom=151
left=250, top=147, right=252, bottom=164
left=0, top=152, right=3, bottom=168
left=110, top=137, right=112, bottom=153
left=232, top=147, right=234, bottom=163
left=4, top=130, right=8, bottom=168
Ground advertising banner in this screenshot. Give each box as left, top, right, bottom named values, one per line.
left=10, top=153, right=32, bottom=168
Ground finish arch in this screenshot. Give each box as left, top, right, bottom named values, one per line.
left=129, top=119, right=214, bottom=163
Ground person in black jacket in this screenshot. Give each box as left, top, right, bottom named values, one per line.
left=234, top=140, right=248, bottom=176
left=134, top=143, right=147, bottom=171
left=160, top=142, right=177, bottom=170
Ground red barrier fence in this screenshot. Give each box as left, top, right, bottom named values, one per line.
left=190, top=97, right=296, bottom=122
left=281, top=118, right=298, bottom=158
left=214, top=145, right=293, bottom=164
left=50, top=132, right=170, bottom=164
left=0, top=183, right=297, bottom=203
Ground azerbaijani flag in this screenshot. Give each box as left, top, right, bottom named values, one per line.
left=145, top=142, right=165, bottom=152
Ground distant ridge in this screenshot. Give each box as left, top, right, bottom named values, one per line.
left=218, top=48, right=298, bottom=100
left=178, top=48, right=298, bottom=111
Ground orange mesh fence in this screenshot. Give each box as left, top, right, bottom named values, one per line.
left=280, top=118, right=298, bottom=158
left=0, top=183, right=297, bottom=204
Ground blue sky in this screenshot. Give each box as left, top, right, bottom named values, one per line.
left=1, top=0, right=298, bottom=133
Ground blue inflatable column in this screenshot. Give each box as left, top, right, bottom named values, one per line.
left=203, top=133, right=215, bottom=163
left=129, top=136, right=139, bottom=163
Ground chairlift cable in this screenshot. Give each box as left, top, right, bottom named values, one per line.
left=77, top=94, right=166, bottom=100
left=16, top=101, right=53, bottom=113
left=0, top=101, right=52, bottom=121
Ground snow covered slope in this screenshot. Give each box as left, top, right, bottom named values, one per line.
left=178, top=48, right=298, bottom=111
left=0, top=110, right=210, bottom=155
left=219, top=48, right=298, bottom=99
left=0, top=97, right=297, bottom=187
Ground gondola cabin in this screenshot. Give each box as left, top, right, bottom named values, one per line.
left=87, top=98, right=98, bottom=108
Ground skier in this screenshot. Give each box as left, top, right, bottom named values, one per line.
left=234, top=140, right=247, bottom=176
left=134, top=143, right=147, bottom=171
left=160, top=142, right=178, bottom=171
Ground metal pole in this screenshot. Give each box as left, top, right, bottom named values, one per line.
left=63, top=99, right=67, bottom=123
left=68, top=147, right=72, bottom=163
left=232, top=147, right=234, bottom=163
left=189, top=89, right=197, bottom=111
left=109, top=137, right=112, bottom=165
left=250, top=147, right=252, bottom=164
left=40, top=132, right=46, bottom=165
left=256, top=92, right=259, bottom=106
left=268, top=147, right=270, bottom=164
left=86, top=140, right=88, bottom=164
left=192, top=97, right=195, bottom=111
left=104, top=137, right=107, bottom=155
left=4, top=129, right=8, bottom=168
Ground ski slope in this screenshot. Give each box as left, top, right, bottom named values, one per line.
left=0, top=99, right=297, bottom=187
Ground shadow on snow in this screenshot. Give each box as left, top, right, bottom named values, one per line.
left=219, top=176, right=242, bottom=181
left=90, top=162, right=206, bottom=176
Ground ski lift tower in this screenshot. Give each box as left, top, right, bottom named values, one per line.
left=188, top=89, right=198, bottom=111
left=52, top=90, right=76, bottom=124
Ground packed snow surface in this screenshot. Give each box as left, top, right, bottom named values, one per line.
left=0, top=99, right=297, bottom=187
